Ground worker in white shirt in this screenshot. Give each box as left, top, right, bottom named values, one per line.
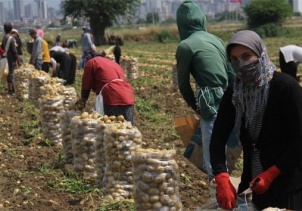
left=279, top=45, right=302, bottom=80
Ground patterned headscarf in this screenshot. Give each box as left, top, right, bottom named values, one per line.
left=227, top=30, right=277, bottom=136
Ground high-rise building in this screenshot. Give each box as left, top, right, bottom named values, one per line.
left=13, top=0, right=23, bottom=20
left=146, top=0, right=162, bottom=13
left=48, top=7, right=56, bottom=19
left=42, top=1, right=48, bottom=19
left=171, top=0, right=182, bottom=17
left=24, top=2, right=38, bottom=19
left=293, top=0, right=302, bottom=13
left=35, top=0, right=42, bottom=18
left=137, top=1, right=148, bottom=20
left=162, top=0, right=173, bottom=20
left=0, top=2, right=4, bottom=23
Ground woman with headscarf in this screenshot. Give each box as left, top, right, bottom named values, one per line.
left=210, top=30, right=302, bottom=210
left=11, top=29, right=23, bottom=64
left=75, top=51, right=135, bottom=125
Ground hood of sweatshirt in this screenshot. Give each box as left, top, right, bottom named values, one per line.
left=176, top=0, right=206, bottom=41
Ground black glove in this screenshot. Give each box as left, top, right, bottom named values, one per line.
left=75, top=98, right=87, bottom=110
left=81, top=90, right=91, bottom=100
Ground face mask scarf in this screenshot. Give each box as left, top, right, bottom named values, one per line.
left=232, top=59, right=261, bottom=85
left=232, top=44, right=276, bottom=136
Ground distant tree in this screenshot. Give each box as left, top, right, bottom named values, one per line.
left=162, top=16, right=176, bottom=24
left=244, top=0, right=292, bottom=27
left=136, top=18, right=146, bottom=24
left=61, top=0, right=141, bottom=45
left=146, top=12, right=160, bottom=24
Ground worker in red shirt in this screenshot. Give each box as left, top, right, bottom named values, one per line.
left=75, top=51, right=135, bottom=125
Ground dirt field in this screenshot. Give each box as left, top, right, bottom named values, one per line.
left=0, top=80, right=232, bottom=210
left=0, top=37, right=246, bottom=210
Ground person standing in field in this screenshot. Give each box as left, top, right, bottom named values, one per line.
left=78, top=26, right=96, bottom=69
left=28, top=28, right=43, bottom=70
left=11, top=29, right=23, bottom=64
left=175, top=0, right=235, bottom=188
left=41, top=39, right=51, bottom=73
left=1, top=23, right=21, bottom=95
left=36, top=26, right=44, bottom=39
left=101, top=41, right=122, bottom=64
left=37, top=25, right=51, bottom=73
left=55, top=34, right=61, bottom=46
left=210, top=30, right=302, bottom=210
left=279, top=45, right=302, bottom=81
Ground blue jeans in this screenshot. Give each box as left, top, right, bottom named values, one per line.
left=78, top=54, right=84, bottom=69
left=78, top=51, right=89, bottom=69
left=201, top=114, right=239, bottom=182
left=200, top=114, right=217, bottom=182
left=34, top=59, right=43, bottom=70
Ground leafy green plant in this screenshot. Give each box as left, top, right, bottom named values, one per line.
left=38, top=153, right=65, bottom=174
left=180, top=174, right=191, bottom=183
left=244, top=0, right=292, bottom=28
left=134, top=96, right=159, bottom=122
left=23, top=187, right=32, bottom=196
left=38, top=163, right=57, bottom=175
left=190, top=196, right=197, bottom=201
left=157, top=29, right=176, bottom=43
left=98, top=200, right=134, bottom=211
left=38, top=138, right=53, bottom=147
left=47, top=177, right=101, bottom=194
left=17, top=100, right=42, bottom=140
left=253, top=23, right=282, bottom=38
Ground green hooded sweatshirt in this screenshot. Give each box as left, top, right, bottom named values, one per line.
left=176, top=0, right=234, bottom=120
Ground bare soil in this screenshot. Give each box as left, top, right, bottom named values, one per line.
left=0, top=80, right=241, bottom=211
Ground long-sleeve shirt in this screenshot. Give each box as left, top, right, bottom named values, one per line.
left=14, top=36, right=23, bottom=56
left=175, top=0, right=234, bottom=120
left=81, top=32, right=94, bottom=53
left=42, top=40, right=50, bottom=63
left=1, top=34, right=18, bottom=63
left=30, top=35, right=43, bottom=61
left=210, top=72, right=302, bottom=209
left=82, top=56, right=134, bottom=106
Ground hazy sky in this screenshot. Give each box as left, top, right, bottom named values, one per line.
left=0, top=0, right=61, bottom=10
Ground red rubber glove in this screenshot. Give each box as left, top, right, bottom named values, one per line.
left=214, top=172, right=237, bottom=209
left=250, top=165, right=281, bottom=194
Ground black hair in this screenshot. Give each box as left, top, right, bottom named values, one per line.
left=84, top=51, right=102, bottom=63
left=4, top=22, right=12, bottom=34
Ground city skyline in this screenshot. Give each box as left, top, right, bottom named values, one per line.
left=0, top=0, right=300, bottom=27
left=0, top=0, right=60, bottom=10
left=0, top=0, right=60, bottom=23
